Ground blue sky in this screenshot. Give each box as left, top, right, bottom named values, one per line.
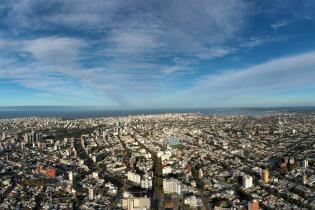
left=0, top=0, right=315, bottom=108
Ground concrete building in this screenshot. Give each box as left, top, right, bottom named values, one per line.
left=302, top=159, right=308, bottom=168
left=184, top=195, right=202, bottom=208
left=122, top=196, right=151, bottom=210
left=163, top=178, right=181, bottom=194
left=141, top=177, right=153, bottom=189
left=243, top=175, right=253, bottom=189
left=89, top=187, right=94, bottom=200
left=162, top=166, right=172, bottom=175
left=69, top=171, right=73, bottom=182
left=92, top=172, right=99, bottom=179
left=262, top=169, right=269, bottom=183
left=127, top=171, right=141, bottom=186
left=302, top=174, right=308, bottom=185
left=1, top=131, right=6, bottom=140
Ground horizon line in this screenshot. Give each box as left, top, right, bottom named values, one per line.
left=0, top=105, right=315, bottom=110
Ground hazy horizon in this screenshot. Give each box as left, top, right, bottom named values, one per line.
left=1, top=105, right=315, bottom=109
left=0, top=106, right=315, bottom=120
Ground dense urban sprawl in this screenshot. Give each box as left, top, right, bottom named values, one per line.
left=0, top=113, right=314, bottom=210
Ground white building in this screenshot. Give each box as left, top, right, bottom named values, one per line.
left=162, top=166, right=172, bottom=175
left=92, top=172, right=99, bottom=179
left=127, top=171, right=141, bottom=186
left=141, top=177, right=153, bottom=189
left=302, top=159, right=308, bottom=168
left=157, top=150, right=172, bottom=161
left=105, top=182, right=118, bottom=195
left=69, top=171, right=73, bottom=182
left=184, top=195, right=202, bottom=207
left=1, top=131, right=6, bottom=140
left=122, top=196, right=151, bottom=210
left=243, top=175, right=253, bottom=189
left=163, top=178, right=181, bottom=194
left=92, top=154, right=97, bottom=163
left=89, top=187, right=94, bottom=200
left=199, top=168, right=204, bottom=178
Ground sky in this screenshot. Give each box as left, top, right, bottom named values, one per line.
left=0, top=0, right=315, bottom=108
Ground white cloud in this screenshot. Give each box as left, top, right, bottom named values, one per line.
left=4, top=0, right=249, bottom=55
left=0, top=1, right=315, bottom=107
left=240, top=36, right=287, bottom=48
left=22, top=37, right=87, bottom=61
left=271, top=20, right=290, bottom=29
left=6, top=0, right=123, bottom=29
left=160, top=66, right=180, bottom=74
left=196, top=47, right=235, bottom=59
left=181, top=51, right=315, bottom=106
left=106, top=27, right=161, bottom=57
left=0, top=0, right=273, bottom=107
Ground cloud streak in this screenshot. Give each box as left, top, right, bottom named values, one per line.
left=181, top=51, right=315, bottom=107
left=22, top=37, right=87, bottom=62
left=271, top=20, right=290, bottom=29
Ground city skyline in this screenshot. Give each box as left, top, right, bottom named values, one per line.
left=1, top=0, right=315, bottom=108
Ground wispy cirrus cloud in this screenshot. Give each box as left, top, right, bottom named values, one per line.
left=3, top=0, right=249, bottom=55
left=22, top=37, right=87, bottom=62
left=271, top=20, right=291, bottom=29
left=240, top=36, right=288, bottom=49
left=0, top=0, right=252, bottom=106
left=179, top=51, right=315, bottom=107
left=195, top=47, right=236, bottom=60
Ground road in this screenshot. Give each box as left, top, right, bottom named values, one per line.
left=74, top=137, right=124, bottom=209
left=131, top=129, right=164, bottom=210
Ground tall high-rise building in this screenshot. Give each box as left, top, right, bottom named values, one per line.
left=141, top=177, right=153, bottom=190
left=1, top=131, right=6, bottom=140
left=302, top=159, right=308, bottom=168
left=23, top=131, right=42, bottom=144
left=69, top=171, right=73, bottom=182
left=243, top=175, right=253, bottom=189
left=199, top=168, right=204, bottom=179
left=302, top=174, right=308, bottom=185
left=92, top=172, right=99, bottom=179
left=35, top=133, right=43, bottom=142
left=89, top=187, right=94, bottom=200
left=262, top=169, right=269, bottom=183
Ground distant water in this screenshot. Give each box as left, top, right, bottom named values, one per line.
left=0, top=106, right=314, bottom=120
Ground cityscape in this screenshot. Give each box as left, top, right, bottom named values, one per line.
left=0, top=111, right=314, bottom=209
left=1, top=0, right=315, bottom=209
